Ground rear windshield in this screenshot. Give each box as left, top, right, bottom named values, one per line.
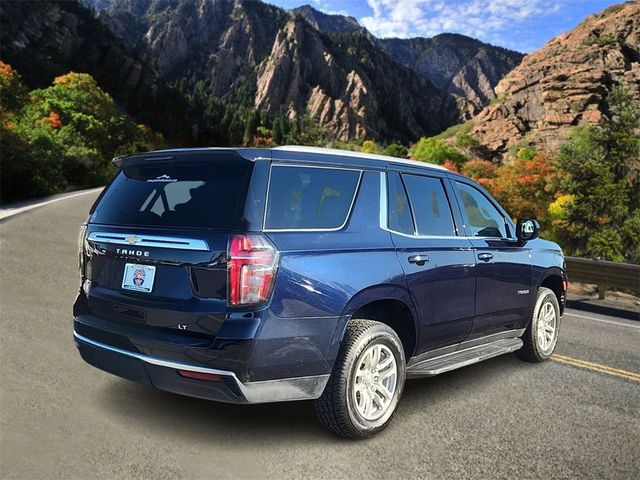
left=90, top=159, right=251, bottom=229
left=265, top=165, right=361, bottom=230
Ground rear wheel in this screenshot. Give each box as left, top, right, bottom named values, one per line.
left=314, top=319, right=406, bottom=439
left=517, top=287, right=560, bottom=362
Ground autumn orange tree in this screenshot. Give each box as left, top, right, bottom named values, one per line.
left=493, top=153, right=556, bottom=222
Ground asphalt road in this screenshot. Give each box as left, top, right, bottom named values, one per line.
left=1, top=192, right=639, bottom=480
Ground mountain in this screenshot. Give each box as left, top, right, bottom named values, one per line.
left=291, top=5, right=523, bottom=116
left=2, top=0, right=522, bottom=144
left=291, top=5, right=362, bottom=34
left=82, top=0, right=457, bottom=141
left=0, top=1, right=151, bottom=95
left=377, top=35, right=523, bottom=116
left=0, top=0, right=193, bottom=144
left=255, top=18, right=457, bottom=139
left=468, top=1, right=640, bottom=160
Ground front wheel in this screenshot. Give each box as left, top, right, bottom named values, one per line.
left=517, top=287, right=561, bottom=362
left=314, top=319, right=406, bottom=439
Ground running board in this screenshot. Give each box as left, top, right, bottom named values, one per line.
left=406, top=337, right=523, bottom=378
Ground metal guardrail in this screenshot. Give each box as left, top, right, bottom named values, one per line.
left=565, top=256, right=640, bottom=298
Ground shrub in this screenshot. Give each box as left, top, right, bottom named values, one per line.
left=410, top=137, right=467, bottom=168
left=383, top=142, right=408, bottom=158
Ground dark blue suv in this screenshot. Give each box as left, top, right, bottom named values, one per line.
left=74, top=146, right=567, bottom=438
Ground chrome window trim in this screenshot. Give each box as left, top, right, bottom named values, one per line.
left=87, top=232, right=210, bottom=251
left=73, top=331, right=329, bottom=403
left=379, top=171, right=463, bottom=240
left=262, top=163, right=363, bottom=233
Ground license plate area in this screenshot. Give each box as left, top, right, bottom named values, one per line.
left=121, top=263, right=156, bottom=293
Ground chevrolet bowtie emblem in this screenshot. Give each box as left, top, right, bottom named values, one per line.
left=125, top=236, right=140, bottom=245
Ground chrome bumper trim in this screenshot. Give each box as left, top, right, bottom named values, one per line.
left=73, top=331, right=329, bottom=403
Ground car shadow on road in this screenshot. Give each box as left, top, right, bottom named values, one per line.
left=95, top=353, right=531, bottom=444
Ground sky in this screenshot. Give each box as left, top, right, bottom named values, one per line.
left=268, top=0, right=621, bottom=52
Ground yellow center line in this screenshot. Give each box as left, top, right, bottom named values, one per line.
left=551, top=354, right=640, bottom=382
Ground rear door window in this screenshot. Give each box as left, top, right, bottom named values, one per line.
left=265, top=165, right=361, bottom=230
left=91, top=159, right=251, bottom=229
left=402, top=174, right=456, bottom=236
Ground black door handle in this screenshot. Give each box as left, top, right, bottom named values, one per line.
left=478, top=252, right=493, bottom=262
left=408, top=255, right=430, bottom=266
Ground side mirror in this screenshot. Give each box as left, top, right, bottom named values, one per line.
left=516, top=218, right=539, bottom=244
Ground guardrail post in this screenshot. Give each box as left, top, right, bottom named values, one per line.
left=597, top=285, right=606, bottom=300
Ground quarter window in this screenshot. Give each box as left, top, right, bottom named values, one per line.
left=401, top=174, right=456, bottom=236
left=265, top=166, right=361, bottom=230
left=455, top=181, right=507, bottom=238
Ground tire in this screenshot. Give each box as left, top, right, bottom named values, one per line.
left=517, top=287, right=561, bottom=362
left=314, top=319, right=406, bottom=439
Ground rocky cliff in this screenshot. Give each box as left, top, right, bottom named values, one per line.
left=378, top=34, right=523, bottom=116
left=291, top=5, right=362, bottom=34
left=0, top=0, right=197, bottom=144
left=2, top=0, right=526, bottom=144
left=83, top=0, right=458, bottom=141
left=255, top=18, right=457, bottom=140
left=0, top=0, right=152, bottom=94
left=469, top=1, right=640, bottom=160
left=292, top=5, right=523, bottom=116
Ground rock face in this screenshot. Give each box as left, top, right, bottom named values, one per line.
left=2, top=0, right=524, bottom=143
left=0, top=0, right=153, bottom=93
left=291, top=5, right=362, bottom=34
left=469, top=2, right=640, bottom=160
left=378, top=34, right=523, bottom=116
left=254, top=18, right=457, bottom=141
left=83, top=0, right=458, bottom=141
left=291, top=5, right=523, bottom=116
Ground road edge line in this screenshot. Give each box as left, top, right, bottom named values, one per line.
left=0, top=187, right=103, bottom=222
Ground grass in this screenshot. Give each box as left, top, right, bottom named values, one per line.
left=433, top=120, right=475, bottom=140
left=583, top=36, right=616, bottom=47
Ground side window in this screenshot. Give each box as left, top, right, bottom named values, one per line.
left=402, top=174, right=456, bottom=236
left=265, top=166, right=361, bottom=230
left=387, top=172, right=414, bottom=235
left=455, top=181, right=507, bottom=238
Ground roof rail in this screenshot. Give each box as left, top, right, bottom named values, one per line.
left=273, top=145, right=447, bottom=171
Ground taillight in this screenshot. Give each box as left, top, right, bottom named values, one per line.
left=77, top=223, right=87, bottom=280
left=228, top=234, right=278, bottom=306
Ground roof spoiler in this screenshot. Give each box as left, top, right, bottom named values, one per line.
left=113, top=148, right=271, bottom=169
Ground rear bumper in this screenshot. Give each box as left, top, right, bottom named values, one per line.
left=74, top=331, right=329, bottom=404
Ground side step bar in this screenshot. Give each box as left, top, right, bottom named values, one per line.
left=406, top=337, right=523, bottom=379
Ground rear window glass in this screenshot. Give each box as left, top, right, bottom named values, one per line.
left=265, top=166, right=361, bottom=230
left=90, top=159, right=251, bottom=229
left=402, top=174, right=456, bottom=236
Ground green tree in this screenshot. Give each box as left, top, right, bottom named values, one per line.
left=272, top=111, right=286, bottom=145
left=1, top=65, right=165, bottom=203
left=555, top=86, right=640, bottom=262
left=383, top=142, right=408, bottom=158
left=296, top=115, right=330, bottom=146
left=244, top=109, right=259, bottom=145
left=410, top=137, right=467, bottom=168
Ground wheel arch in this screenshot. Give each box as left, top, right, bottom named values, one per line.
left=340, top=285, right=419, bottom=360
left=537, top=269, right=566, bottom=314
